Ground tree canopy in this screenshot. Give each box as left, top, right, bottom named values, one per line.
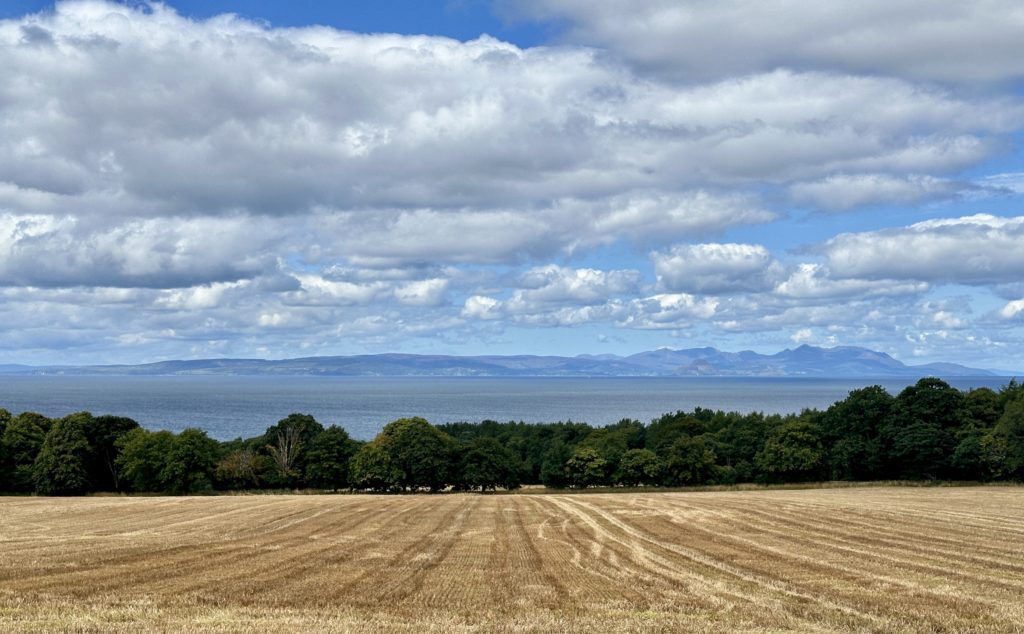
left=4, top=377, right=1024, bottom=496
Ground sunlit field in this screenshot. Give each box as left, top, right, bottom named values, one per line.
left=2, top=487, right=1023, bottom=633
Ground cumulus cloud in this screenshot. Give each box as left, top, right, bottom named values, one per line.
left=1000, top=299, right=1024, bottom=320
left=0, top=213, right=274, bottom=288
left=393, top=278, right=449, bottom=306
left=652, top=243, right=783, bottom=294
left=511, top=265, right=639, bottom=306
left=0, top=5, right=1016, bottom=250
left=789, top=174, right=960, bottom=212
left=462, top=295, right=503, bottom=320
left=821, top=214, right=1024, bottom=284
left=0, top=2, right=1022, bottom=366
left=507, top=0, right=1024, bottom=84
left=773, top=264, right=928, bottom=299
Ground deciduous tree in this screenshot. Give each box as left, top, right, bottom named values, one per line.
left=1, top=412, right=51, bottom=492
left=33, top=412, right=92, bottom=495
left=305, top=426, right=359, bottom=491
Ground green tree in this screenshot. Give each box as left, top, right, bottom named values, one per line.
left=82, top=415, right=140, bottom=491
left=755, top=418, right=824, bottom=482
left=882, top=378, right=964, bottom=479
left=578, top=419, right=644, bottom=483
left=375, top=417, right=456, bottom=491
left=951, top=388, right=1002, bottom=480
left=664, top=435, right=718, bottom=486
left=565, top=446, right=607, bottom=488
left=820, top=386, right=891, bottom=480
left=33, top=412, right=93, bottom=495
left=215, top=448, right=268, bottom=489
left=161, top=428, right=221, bottom=494
left=0, top=408, right=9, bottom=490
left=350, top=441, right=401, bottom=491
left=305, top=426, right=360, bottom=491
left=646, top=412, right=704, bottom=457
left=460, top=437, right=521, bottom=491
left=1, top=412, right=51, bottom=492
left=984, top=396, right=1024, bottom=479
left=539, top=438, right=573, bottom=488
left=616, top=448, right=663, bottom=486
left=261, top=413, right=324, bottom=487
left=710, top=411, right=768, bottom=483
left=116, top=429, right=176, bottom=493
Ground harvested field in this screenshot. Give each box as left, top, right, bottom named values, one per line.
left=1, top=487, right=1023, bottom=633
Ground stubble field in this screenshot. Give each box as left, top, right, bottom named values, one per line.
left=1, top=486, right=1023, bottom=633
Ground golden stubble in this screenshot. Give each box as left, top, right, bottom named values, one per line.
left=1, top=486, right=1023, bottom=633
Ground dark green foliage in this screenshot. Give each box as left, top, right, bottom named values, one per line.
left=883, top=378, right=964, bottom=479
left=33, top=412, right=93, bottom=495
left=963, top=388, right=1001, bottom=427
left=116, top=428, right=176, bottom=492
left=215, top=448, right=268, bottom=489
left=305, top=426, right=360, bottom=491
left=820, top=385, right=891, bottom=480
left=565, top=446, right=607, bottom=488
left=985, top=395, right=1024, bottom=479
left=755, top=417, right=824, bottom=482
left=115, top=427, right=220, bottom=494
left=1, top=412, right=51, bottom=492
left=460, top=437, right=521, bottom=491
left=7, top=377, right=1024, bottom=495
left=83, top=415, right=140, bottom=491
left=616, top=448, right=663, bottom=486
left=664, top=435, right=718, bottom=486
left=539, top=438, right=573, bottom=488
left=0, top=408, right=9, bottom=489
left=578, top=422, right=641, bottom=483
left=708, top=411, right=767, bottom=475
left=260, top=413, right=325, bottom=487
left=161, top=428, right=222, bottom=494
left=376, top=417, right=456, bottom=491
left=350, top=441, right=401, bottom=491
left=646, top=412, right=704, bottom=456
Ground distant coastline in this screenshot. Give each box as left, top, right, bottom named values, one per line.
left=0, top=344, right=1010, bottom=378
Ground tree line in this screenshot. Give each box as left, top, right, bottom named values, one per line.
left=1, top=377, right=1023, bottom=495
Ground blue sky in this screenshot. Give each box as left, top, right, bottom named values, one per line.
left=0, top=1, right=1023, bottom=369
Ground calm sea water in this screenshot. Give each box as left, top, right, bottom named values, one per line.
left=0, top=375, right=1011, bottom=441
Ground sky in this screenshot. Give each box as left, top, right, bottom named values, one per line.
left=0, top=1, right=1023, bottom=369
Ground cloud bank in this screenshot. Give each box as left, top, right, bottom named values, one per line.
left=0, top=1, right=1021, bottom=368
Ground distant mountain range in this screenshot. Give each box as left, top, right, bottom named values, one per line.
left=0, top=345, right=1011, bottom=378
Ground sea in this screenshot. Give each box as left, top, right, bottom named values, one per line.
left=0, top=375, right=1012, bottom=441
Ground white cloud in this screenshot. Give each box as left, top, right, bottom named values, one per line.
left=623, top=293, right=718, bottom=329
left=773, top=263, right=928, bottom=299
left=462, top=295, right=503, bottom=320
left=652, top=243, right=782, bottom=294
left=789, top=174, right=959, bottom=212
left=155, top=281, right=248, bottom=310
left=1000, top=299, right=1024, bottom=320
left=822, top=214, right=1024, bottom=284
left=289, top=274, right=387, bottom=306
left=509, top=0, right=1024, bottom=84
left=583, top=192, right=775, bottom=245
left=791, top=328, right=814, bottom=343
left=0, top=213, right=273, bottom=288
left=0, top=1, right=1021, bottom=367
left=511, top=265, right=639, bottom=306
left=393, top=278, right=449, bottom=306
